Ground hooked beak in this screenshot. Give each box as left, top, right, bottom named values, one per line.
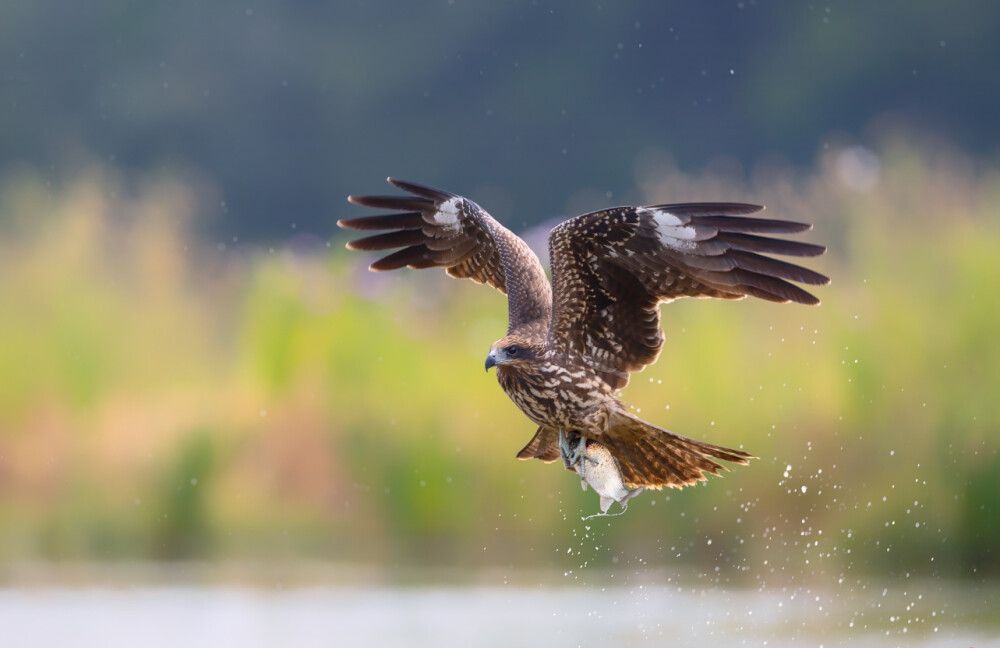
left=485, top=351, right=497, bottom=371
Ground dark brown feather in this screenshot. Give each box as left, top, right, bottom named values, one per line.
left=645, top=202, right=764, bottom=216
left=337, top=212, right=424, bottom=231
left=547, top=202, right=829, bottom=389
left=727, top=250, right=830, bottom=285
left=342, top=178, right=552, bottom=332
left=515, top=426, right=561, bottom=463
left=600, top=409, right=753, bottom=489
left=346, top=195, right=434, bottom=212
left=687, top=214, right=812, bottom=234
left=368, top=245, right=436, bottom=271
left=715, top=232, right=827, bottom=257
left=345, top=229, right=427, bottom=252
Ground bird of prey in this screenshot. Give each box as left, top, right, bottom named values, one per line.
left=340, top=178, right=828, bottom=490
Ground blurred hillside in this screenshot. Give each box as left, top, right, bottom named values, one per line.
left=1, top=2, right=999, bottom=239
left=1, top=139, right=998, bottom=582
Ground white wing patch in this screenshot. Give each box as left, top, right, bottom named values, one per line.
left=429, top=196, right=463, bottom=232
left=643, top=207, right=698, bottom=251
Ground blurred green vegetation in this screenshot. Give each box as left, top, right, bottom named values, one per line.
left=0, top=139, right=998, bottom=582
left=3, top=2, right=1000, bottom=238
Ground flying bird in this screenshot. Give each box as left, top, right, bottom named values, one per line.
left=340, top=178, right=828, bottom=490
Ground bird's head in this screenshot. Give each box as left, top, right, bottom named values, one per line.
left=485, top=335, right=540, bottom=371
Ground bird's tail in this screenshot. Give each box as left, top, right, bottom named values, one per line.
left=598, top=408, right=754, bottom=490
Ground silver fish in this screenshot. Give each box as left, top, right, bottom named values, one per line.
left=560, top=431, right=645, bottom=517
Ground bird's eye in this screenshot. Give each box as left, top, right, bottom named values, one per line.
left=506, top=345, right=520, bottom=357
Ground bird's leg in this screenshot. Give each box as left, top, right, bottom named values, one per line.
left=559, top=429, right=584, bottom=469
left=558, top=429, right=575, bottom=468
left=559, top=429, right=597, bottom=470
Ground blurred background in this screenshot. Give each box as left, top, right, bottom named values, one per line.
left=2, top=1, right=1000, bottom=645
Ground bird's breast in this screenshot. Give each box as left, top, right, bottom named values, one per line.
left=496, top=361, right=614, bottom=430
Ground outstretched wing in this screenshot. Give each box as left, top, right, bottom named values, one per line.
left=341, top=178, right=552, bottom=333
left=547, top=203, right=829, bottom=389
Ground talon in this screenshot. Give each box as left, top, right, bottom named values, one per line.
left=558, top=430, right=595, bottom=471
left=574, top=434, right=597, bottom=466
left=559, top=429, right=578, bottom=468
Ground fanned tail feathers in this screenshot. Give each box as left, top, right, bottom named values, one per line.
left=599, top=409, right=753, bottom=489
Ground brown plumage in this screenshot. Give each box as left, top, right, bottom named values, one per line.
left=341, top=178, right=829, bottom=490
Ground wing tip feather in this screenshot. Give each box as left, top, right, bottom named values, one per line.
left=386, top=177, right=456, bottom=201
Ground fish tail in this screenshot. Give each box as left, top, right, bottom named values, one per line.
left=598, top=408, right=754, bottom=490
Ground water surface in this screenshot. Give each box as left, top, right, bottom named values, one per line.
left=2, top=579, right=997, bottom=647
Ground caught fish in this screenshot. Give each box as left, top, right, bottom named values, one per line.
left=560, top=431, right=645, bottom=518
